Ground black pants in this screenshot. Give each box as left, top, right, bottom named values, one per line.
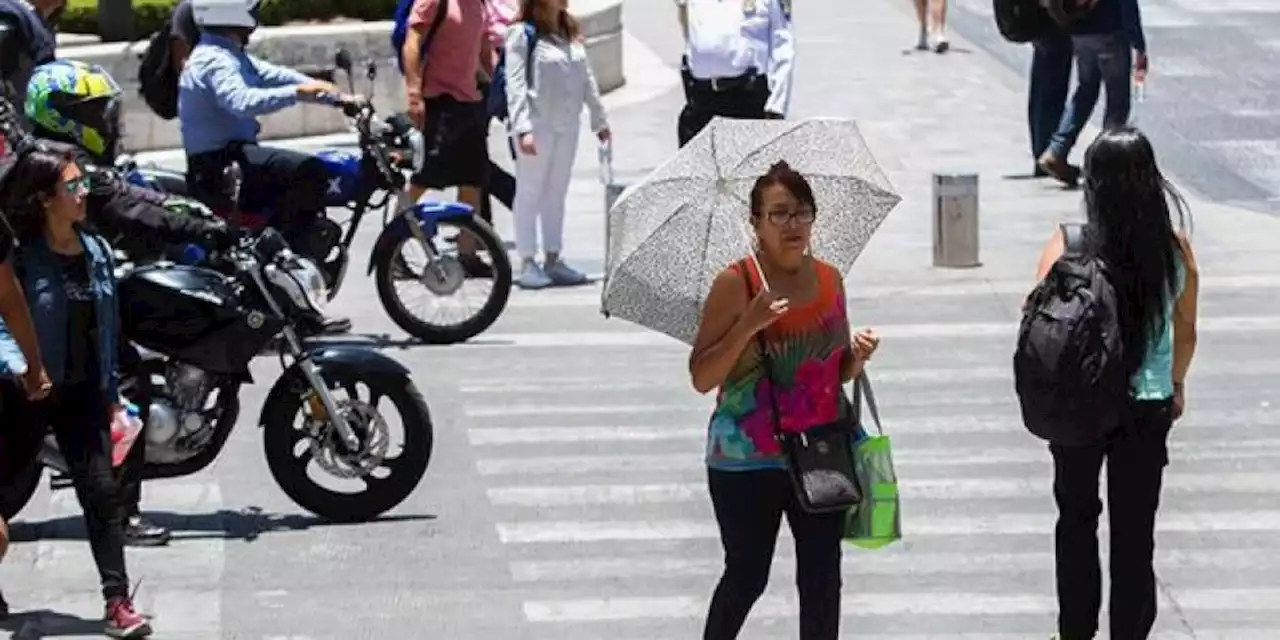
left=0, top=380, right=130, bottom=600
left=187, top=143, right=328, bottom=234
left=678, top=60, right=770, bottom=148
left=1028, top=31, right=1074, bottom=160
left=481, top=160, right=515, bottom=225
left=704, top=468, right=844, bottom=640
left=1050, top=400, right=1174, bottom=640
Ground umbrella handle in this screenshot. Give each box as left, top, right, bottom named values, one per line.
left=747, top=251, right=771, bottom=292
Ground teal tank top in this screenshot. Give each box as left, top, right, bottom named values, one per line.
left=1130, top=253, right=1186, bottom=401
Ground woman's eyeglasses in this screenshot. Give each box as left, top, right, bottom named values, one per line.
left=765, top=208, right=816, bottom=227
left=63, top=176, right=90, bottom=197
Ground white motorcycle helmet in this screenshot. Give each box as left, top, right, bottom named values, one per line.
left=191, top=0, right=263, bottom=30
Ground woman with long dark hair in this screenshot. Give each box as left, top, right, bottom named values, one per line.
left=0, top=146, right=152, bottom=637
left=689, top=161, right=879, bottom=640
left=1033, top=126, right=1199, bottom=640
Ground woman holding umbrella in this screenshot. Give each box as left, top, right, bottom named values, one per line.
left=688, top=161, right=879, bottom=640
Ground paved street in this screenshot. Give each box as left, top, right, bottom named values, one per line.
left=946, top=0, right=1280, bottom=215
left=7, top=0, right=1280, bottom=638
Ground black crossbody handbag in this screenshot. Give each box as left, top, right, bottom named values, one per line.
left=743, top=262, right=863, bottom=514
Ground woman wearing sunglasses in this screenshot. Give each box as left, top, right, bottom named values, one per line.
left=0, top=145, right=152, bottom=637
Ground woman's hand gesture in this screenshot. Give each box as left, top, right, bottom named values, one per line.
left=852, top=328, right=880, bottom=361
left=741, top=288, right=789, bottom=335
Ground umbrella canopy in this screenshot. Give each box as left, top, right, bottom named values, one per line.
left=601, top=117, right=902, bottom=344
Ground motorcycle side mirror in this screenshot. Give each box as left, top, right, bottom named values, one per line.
left=333, top=48, right=353, bottom=75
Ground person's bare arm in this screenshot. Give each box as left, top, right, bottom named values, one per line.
left=1034, top=227, right=1067, bottom=281
left=689, top=269, right=756, bottom=394
left=1172, top=233, right=1199, bottom=385
left=403, top=28, right=426, bottom=99
left=0, top=261, right=43, bottom=377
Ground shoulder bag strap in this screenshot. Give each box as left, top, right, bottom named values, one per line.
left=852, top=373, right=883, bottom=436
left=740, top=260, right=784, bottom=443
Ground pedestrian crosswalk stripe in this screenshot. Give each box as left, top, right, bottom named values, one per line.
left=500, top=272, right=1280, bottom=309
left=487, top=471, right=1280, bottom=506
left=457, top=357, right=1280, bottom=393
left=507, top=547, right=1270, bottom=582
left=495, top=509, right=1280, bottom=544
left=473, top=439, right=1280, bottom=475
left=458, top=316, right=1280, bottom=348
left=522, top=588, right=1280, bottom=623
left=465, top=408, right=1280, bottom=445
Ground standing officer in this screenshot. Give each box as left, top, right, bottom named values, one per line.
left=674, top=0, right=794, bottom=147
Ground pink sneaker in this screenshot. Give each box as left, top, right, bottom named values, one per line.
left=104, top=596, right=152, bottom=638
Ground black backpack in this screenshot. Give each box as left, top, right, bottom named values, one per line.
left=137, top=18, right=179, bottom=120
left=993, top=0, right=1058, bottom=43
left=1014, top=223, right=1127, bottom=446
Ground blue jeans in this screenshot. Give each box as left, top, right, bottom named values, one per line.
left=1029, top=31, right=1074, bottom=161
left=1047, top=33, right=1133, bottom=160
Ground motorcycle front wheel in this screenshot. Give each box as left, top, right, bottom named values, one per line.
left=261, top=372, right=433, bottom=523
left=373, top=215, right=512, bottom=344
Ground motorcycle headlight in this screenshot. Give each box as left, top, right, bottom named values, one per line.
left=406, top=129, right=426, bottom=172
left=265, top=255, right=328, bottom=314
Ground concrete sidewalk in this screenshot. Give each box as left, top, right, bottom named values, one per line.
left=543, top=0, right=1280, bottom=298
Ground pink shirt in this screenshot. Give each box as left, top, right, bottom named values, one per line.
left=484, top=0, right=517, bottom=48
left=409, top=0, right=489, bottom=102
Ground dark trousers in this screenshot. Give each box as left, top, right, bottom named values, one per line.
left=703, top=468, right=844, bottom=640
left=1050, top=400, right=1174, bottom=640
left=0, top=380, right=130, bottom=600
left=678, top=59, right=770, bottom=148
left=1047, top=32, right=1133, bottom=160
left=186, top=143, right=329, bottom=233
left=481, top=157, right=516, bottom=225
left=1029, top=31, right=1074, bottom=161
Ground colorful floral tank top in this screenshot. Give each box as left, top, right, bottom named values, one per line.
left=705, top=259, right=851, bottom=471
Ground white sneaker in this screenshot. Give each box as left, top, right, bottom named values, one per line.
left=517, top=260, right=553, bottom=290
left=544, top=260, right=588, bottom=286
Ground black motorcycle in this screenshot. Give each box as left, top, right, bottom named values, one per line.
left=0, top=165, right=434, bottom=523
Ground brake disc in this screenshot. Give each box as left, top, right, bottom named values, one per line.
left=310, top=400, right=391, bottom=479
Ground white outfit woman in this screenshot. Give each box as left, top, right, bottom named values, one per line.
left=505, top=21, right=609, bottom=289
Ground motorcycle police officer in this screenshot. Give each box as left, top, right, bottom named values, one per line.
left=674, top=0, right=795, bottom=147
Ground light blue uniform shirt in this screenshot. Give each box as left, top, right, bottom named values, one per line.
left=178, top=32, right=312, bottom=155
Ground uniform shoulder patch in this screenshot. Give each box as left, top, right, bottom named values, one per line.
left=779, top=0, right=791, bottom=20
left=742, top=0, right=757, bottom=13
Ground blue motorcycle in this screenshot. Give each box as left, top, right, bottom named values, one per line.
left=118, top=50, right=512, bottom=345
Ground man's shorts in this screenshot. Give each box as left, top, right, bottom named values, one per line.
left=410, top=96, right=490, bottom=190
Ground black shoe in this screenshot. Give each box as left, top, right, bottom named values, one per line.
left=319, top=315, right=353, bottom=334
left=0, top=589, right=10, bottom=620
left=125, top=516, right=171, bottom=547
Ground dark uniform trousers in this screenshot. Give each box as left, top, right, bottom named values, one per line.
left=677, top=56, right=771, bottom=148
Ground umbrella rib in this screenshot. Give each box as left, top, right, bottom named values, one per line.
left=725, top=120, right=805, bottom=175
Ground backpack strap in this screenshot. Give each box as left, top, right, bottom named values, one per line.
left=523, top=22, right=539, bottom=88
left=416, top=0, right=450, bottom=78
left=1060, top=222, right=1087, bottom=257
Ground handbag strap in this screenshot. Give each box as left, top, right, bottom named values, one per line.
left=853, top=373, right=884, bottom=436
left=740, top=260, right=785, bottom=441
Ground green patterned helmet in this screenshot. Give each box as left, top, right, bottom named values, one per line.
left=25, top=60, right=123, bottom=159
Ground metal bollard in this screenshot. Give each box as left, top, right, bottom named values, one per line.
left=931, top=173, right=982, bottom=268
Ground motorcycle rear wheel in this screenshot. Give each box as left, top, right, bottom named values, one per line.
left=261, top=373, right=433, bottom=523
left=374, top=215, right=512, bottom=344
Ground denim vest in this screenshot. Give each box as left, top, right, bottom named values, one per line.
left=0, top=228, right=119, bottom=400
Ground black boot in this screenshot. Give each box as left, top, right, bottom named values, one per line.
left=125, top=514, right=171, bottom=548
